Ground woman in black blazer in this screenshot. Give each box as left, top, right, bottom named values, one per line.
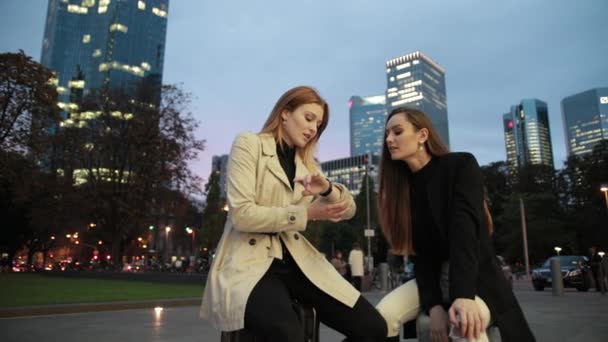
left=375, top=107, right=535, bottom=342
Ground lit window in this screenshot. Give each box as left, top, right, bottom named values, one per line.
left=81, top=0, right=96, bottom=7
left=93, top=49, right=102, bottom=57
left=413, top=60, right=420, bottom=65
left=68, top=4, right=88, bottom=14
left=110, top=23, right=128, bottom=33
left=396, top=62, right=410, bottom=70
left=396, top=72, right=411, bottom=80
left=152, top=7, right=167, bottom=17
left=68, top=80, right=85, bottom=88
left=98, top=6, right=107, bottom=13
left=99, top=0, right=110, bottom=6
left=138, top=1, right=146, bottom=10
left=141, top=62, right=150, bottom=70
left=82, top=34, right=91, bottom=43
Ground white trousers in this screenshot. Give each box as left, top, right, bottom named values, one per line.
left=375, top=279, right=492, bottom=341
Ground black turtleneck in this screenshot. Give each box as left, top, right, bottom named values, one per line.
left=409, top=156, right=442, bottom=259
left=276, top=141, right=296, bottom=189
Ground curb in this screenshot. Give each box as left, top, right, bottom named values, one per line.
left=0, top=297, right=200, bottom=318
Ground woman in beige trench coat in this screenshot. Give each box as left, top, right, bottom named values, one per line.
left=200, top=86, right=387, bottom=342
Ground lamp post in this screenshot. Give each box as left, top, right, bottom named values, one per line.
left=186, top=227, right=195, bottom=257
left=165, top=226, right=171, bottom=262
left=554, top=246, right=562, bottom=256
left=519, top=197, right=531, bottom=279
left=600, top=184, right=608, bottom=209
left=363, top=153, right=375, bottom=273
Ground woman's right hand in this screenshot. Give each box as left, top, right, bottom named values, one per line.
left=429, top=305, right=449, bottom=342
left=307, top=198, right=349, bottom=222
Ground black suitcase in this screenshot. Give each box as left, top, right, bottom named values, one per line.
left=220, top=301, right=319, bottom=342
left=292, top=301, right=319, bottom=342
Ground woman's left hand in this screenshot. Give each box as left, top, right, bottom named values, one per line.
left=294, top=173, right=331, bottom=196
left=448, top=298, right=483, bottom=341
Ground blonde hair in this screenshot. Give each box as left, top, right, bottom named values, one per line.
left=260, top=86, right=329, bottom=171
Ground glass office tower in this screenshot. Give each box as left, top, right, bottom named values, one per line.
left=503, top=99, right=554, bottom=174
left=41, top=0, right=169, bottom=119
left=385, top=51, right=450, bottom=148
left=561, top=87, right=608, bottom=157
left=349, top=95, right=386, bottom=157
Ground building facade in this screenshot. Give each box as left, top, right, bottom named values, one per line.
left=503, top=99, right=554, bottom=173
left=561, top=87, right=608, bottom=157
left=349, top=95, right=386, bottom=157
left=41, top=0, right=169, bottom=120
left=385, top=51, right=450, bottom=147
left=211, top=154, right=229, bottom=200
left=320, top=153, right=380, bottom=196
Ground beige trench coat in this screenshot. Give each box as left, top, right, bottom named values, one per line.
left=200, top=132, right=359, bottom=331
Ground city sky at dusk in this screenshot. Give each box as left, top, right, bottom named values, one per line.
left=1, top=0, right=606, bottom=189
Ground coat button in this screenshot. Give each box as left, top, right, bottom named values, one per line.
left=293, top=233, right=299, bottom=240
left=249, top=238, right=256, bottom=246
left=289, top=215, right=296, bottom=222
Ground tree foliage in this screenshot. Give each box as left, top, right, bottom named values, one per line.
left=0, top=51, right=59, bottom=153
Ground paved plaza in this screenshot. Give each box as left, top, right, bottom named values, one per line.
left=1, top=280, right=607, bottom=342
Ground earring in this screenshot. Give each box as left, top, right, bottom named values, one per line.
left=282, top=119, right=287, bottom=125
left=418, top=142, right=424, bottom=151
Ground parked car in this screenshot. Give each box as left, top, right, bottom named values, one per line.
left=531, top=255, right=591, bottom=291
left=496, top=255, right=513, bottom=287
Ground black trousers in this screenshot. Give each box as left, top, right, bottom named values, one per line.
left=244, top=254, right=387, bottom=342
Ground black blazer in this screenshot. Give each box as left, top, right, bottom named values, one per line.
left=413, top=152, right=535, bottom=342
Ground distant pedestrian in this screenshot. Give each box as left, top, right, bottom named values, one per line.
left=601, top=252, right=608, bottom=291
left=348, top=242, right=364, bottom=291
left=589, top=246, right=606, bottom=295
left=330, top=251, right=348, bottom=278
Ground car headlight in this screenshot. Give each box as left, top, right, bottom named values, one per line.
left=567, top=269, right=581, bottom=277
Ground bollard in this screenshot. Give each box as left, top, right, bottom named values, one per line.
left=379, top=262, right=389, bottom=292
left=551, top=258, right=564, bottom=296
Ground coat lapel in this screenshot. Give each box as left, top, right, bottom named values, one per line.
left=293, top=153, right=310, bottom=203
left=260, top=134, right=292, bottom=191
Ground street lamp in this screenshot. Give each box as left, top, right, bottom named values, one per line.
left=554, top=246, right=562, bottom=256
left=165, top=226, right=171, bottom=261
left=186, top=227, right=195, bottom=257
left=363, top=153, right=374, bottom=273
left=601, top=184, right=608, bottom=209
left=223, top=204, right=229, bottom=212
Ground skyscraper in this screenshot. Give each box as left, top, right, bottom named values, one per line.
left=503, top=99, right=554, bottom=173
left=41, top=0, right=169, bottom=119
left=349, top=95, right=386, bottom=157
left=212, top=154, right=229, bottom=200
left=561, top=87, right=608, bottom=157
left=385, top=51, right=450, bottom=147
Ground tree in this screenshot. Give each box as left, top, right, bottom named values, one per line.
left=56, top=84, right=205, bottom=263
left=199, top=170, right=227, bottom=251
left=0, top=51, right=59, bottom=152
left=496, top=192, right=574, bottom=264
left=555, top=140, right=608, bottom=251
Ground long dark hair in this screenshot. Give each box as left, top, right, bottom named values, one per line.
left=377, top=107, right=493, bottom=255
